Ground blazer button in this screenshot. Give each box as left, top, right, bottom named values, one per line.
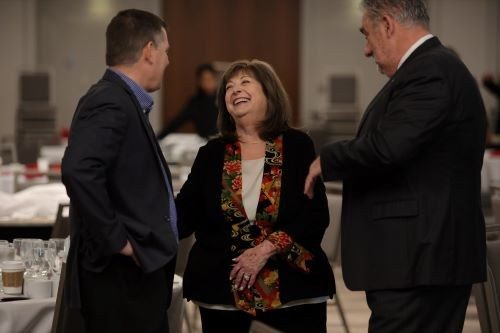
left=164, top=216, right=170, bottom=222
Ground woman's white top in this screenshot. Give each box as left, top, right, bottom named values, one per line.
left=241, top=157, right=265, bottom=221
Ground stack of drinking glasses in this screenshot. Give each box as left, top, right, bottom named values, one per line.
left=0, top=238, right=69, bottom=298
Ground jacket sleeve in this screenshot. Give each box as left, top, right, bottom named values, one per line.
left=321, top=63, right=451, bottom=181
left=276, top=134, right=330, bottom=250
left=61, top=96, right=129, bottom=258
left=175, top=145, right=207, bottom=239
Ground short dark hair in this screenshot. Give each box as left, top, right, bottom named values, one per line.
left=361, top=0, right=430, bottom=29
left=217, top=59, right=290, bottom=141
left=106, top=9, right=167, bottom=66
left=195, top=63, right=217, bottom=80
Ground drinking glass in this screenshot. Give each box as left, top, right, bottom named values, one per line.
left=20, top=239, right=43, bottom=278
left=13, top=238, right=23, bottom=260
left=32, top=245, right=50, bottom=279
left=48, top=238, right=66, bottom=275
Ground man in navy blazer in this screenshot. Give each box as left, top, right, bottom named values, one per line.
left=62, top=9, right=177, bottom=333
left=305, top=0, right=487, bottom=331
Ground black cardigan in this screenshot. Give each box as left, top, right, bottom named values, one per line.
left=176, top=128, right=336, bottom=305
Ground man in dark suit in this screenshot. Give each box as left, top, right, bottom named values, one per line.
left=305, top=0, right=487, bottom=331
left=62, top=9, right=177, bottom=333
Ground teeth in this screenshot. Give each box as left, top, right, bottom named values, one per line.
left=233, top=98, right=249, bottom=105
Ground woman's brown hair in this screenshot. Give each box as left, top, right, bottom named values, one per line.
left=217, top=59, right=290, bottom=141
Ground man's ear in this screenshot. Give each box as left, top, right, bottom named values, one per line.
left=381, top=14, right=396, bottom=38
left=142, top=41, right=155, bottom=64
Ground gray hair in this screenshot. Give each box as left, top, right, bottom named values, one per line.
left=361, top=0, right=430, bottom=29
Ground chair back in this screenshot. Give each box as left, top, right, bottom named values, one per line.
left=485, top=239, right=500, bottom=332
left=51, top=203, right=70, bottom=238
left=50, top=261, right=86, bottom=333
left=474, top=224, right=500, bottom=333
left=175, top=234, right=195, bottom=276
left=487, top=223, right=500, bottom=242
left=321, top=193, right=342, bottom=263
left=0, top=142, right=18, bottom=164
left=51, top=262, right=66, bottom=333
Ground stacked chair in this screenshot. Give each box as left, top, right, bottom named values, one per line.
left=474, top=193, right=500, bottom=333
left=321, top=189, right=350, bottom=333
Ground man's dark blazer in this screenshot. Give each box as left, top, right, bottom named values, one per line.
left=320, top=37, right=487, bottom=291
left=176, top=129, right=335, bottom=305
left=62, top=69, right=178, bottom=307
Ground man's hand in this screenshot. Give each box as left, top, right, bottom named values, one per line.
left=120, top=240, right=140, bottom=266
left=304, top=157, right=322, bottom=199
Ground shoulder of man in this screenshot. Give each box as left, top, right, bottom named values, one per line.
left=403, top=40, right=468, bottom=77
left=78, top=75, right=134, bottom=111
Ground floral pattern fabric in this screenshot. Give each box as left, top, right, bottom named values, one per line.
left=221, top=136, right=314, bottom=315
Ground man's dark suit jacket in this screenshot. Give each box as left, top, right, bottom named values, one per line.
left=176, top=129, right=335, bottom=305
left=320, top=37, right=487, bottom=291
left=62, top=69, right=178, bottom=307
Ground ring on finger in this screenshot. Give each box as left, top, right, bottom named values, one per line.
left=243, top=274, right=250, bottom=280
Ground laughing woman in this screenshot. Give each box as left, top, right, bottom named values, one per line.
left=176, top=59, right=335, bottom=333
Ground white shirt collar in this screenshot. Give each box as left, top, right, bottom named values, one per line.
left=397, top=34, right=434, bottom=69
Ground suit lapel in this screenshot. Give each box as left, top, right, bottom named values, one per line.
left=140, top=111, right=174, bottom=183
left=356, top=78, right=394, bottom=136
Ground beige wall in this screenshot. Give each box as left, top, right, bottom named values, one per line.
left=300, top=0, right=500, bottom=127
left=0, top=0, right=162, bottom=142
left=0, top=0, right=499, bottom=139
left=37, top=0, right=163, bottom=134
left=428, top=0, right=499, bottom=113
left=0, top=0, right=37, bottom=140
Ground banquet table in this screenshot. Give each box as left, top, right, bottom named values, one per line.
left=0, top=275, right=184, bottom=333
left=0, top=217, right=54, bottom=242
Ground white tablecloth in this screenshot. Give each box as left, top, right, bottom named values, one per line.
left=0, top=276, right=184, bottom=333
left=0, top=297, right=55, bottom=333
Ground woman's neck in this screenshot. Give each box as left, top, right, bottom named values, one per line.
left=235, top=125, right=265, bottom=159
left=236, top=125, right=263, bottom=144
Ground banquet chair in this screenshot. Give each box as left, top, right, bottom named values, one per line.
left=486, top=195, right=500, bottom=240
left=321, top=192, right=350, bottom=333
left=51, top=262, right=66, bottom=333
left=0, top=141, right=18, bottom=164
left=322, top=193, right=342, bottom=264
left=51, top=262, right=85, bottom=333
left=474, top=224, right=500, bottom=333
left=488, top=195, right=500, bottom=241
left=487, top=239, right=500, bottom=332
left=175, top=234, right=195, bottom=276
left=175, top=235, right=196, bottom=333
left=51, top=203, right=70, bottom=238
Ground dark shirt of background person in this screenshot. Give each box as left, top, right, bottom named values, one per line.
left=482, top=74, right=500, bottom=133
left=157, top=63, right=219, bottom=139
left=483, top=74, right=500, bottom=98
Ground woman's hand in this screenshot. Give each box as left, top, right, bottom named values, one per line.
left=230, top=240, right=277, bottom=290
